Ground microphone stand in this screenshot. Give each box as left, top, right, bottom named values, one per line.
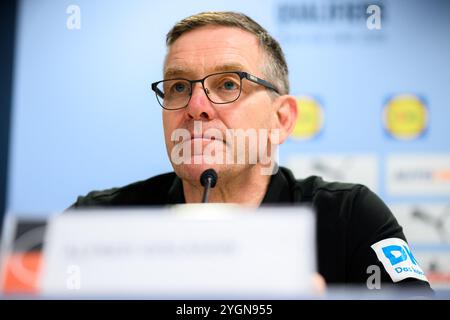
left=200, top=169, right=218, bottom=203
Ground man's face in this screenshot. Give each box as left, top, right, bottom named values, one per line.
left=162, top=25, right=277, bottom=184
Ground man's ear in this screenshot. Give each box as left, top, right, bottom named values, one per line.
left=272, top=95, right=298, bottom=144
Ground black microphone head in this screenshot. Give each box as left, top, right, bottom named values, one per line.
left=200, top=169, right=218, bottom=188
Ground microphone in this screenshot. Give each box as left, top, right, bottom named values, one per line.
left=200, top=169, right=218, bottom=203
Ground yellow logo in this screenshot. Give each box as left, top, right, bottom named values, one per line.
left=383, top=94, right=428, bottom=140
left=291, top=96, right=324, bottom=140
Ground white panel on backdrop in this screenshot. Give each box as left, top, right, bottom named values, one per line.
left=286, top=154, right=378, bottom=192
left=390, top=203, right=450, bottom=243
left=386, top=154, right=450, bottom=196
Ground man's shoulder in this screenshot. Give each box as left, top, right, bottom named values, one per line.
left=71, top=172, right=178, bottom=208
left=284, top=168, right=433, bottom=291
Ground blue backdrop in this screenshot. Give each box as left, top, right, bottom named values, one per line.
left=5, top=0, right=450, bottom=289
left=7, top=0, right=450, bottom=211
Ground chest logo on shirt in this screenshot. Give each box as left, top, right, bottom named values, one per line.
left=371, top=238, right=428, bottom=283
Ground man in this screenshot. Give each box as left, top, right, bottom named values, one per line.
left=71, top=11, right=432, bottom=293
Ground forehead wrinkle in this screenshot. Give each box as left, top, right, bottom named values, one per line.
left=164, top=52, right=260, bottom=80
left=164, top=63, right=249, bottom=80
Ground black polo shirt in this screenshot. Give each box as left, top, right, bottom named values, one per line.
left=71, top=166, right=433, bottom=294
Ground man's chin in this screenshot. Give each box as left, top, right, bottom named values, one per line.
left=173, top=162, right=223, bottom=184
left=172, top=160, right=246, bottom=185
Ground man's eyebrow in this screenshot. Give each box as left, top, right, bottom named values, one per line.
left=211, top=63, right=246, bottom=73
left=164, top=67, right=191, bottom=79
left=163, top=63, right=247, bottom=79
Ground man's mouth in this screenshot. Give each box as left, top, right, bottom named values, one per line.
left=188, top=131, right=227, bottom=146
left=189, top=136, right=224, bottom=156
left=190, top=132, right=223, bottom=141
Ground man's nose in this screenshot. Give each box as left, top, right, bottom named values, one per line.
left=185, top=83, right=217, bottom=121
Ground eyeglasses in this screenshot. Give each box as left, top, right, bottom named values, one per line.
left=151, top=71, right=280, bottom=110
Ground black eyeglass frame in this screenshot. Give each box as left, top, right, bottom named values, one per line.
left=151, top=71, right=280, bottom=110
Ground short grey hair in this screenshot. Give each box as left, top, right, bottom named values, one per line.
left=166, top=11, right=289, bottom=95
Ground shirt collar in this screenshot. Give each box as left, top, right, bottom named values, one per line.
left=167, top=174, right=185, bottom=204
left=260, top=167, right=292, bottom=204
left=167, top=167, right=293, bottom=205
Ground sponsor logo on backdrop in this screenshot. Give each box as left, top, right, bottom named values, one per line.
left=386, top=155, right=450, bottom=195
left=371, top=238, right=428, bottom=283
left=278, top=1, right=385, bottom=24
left=383, top=94, right=428, bottom=140
left=276, top=1, right=387, bottom=43
left=390, top=204, right=450, bottom=244
left=290, top=96, right=324, bottom=140
left=286, top=154, right=378, bottom=192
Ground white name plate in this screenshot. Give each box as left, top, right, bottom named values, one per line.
left=41, top=204, right=316, bottom=298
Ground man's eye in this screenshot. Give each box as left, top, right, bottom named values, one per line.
left=222, top=80, right=238, bottom=90
left=172, top=82, right=187, bottom=93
